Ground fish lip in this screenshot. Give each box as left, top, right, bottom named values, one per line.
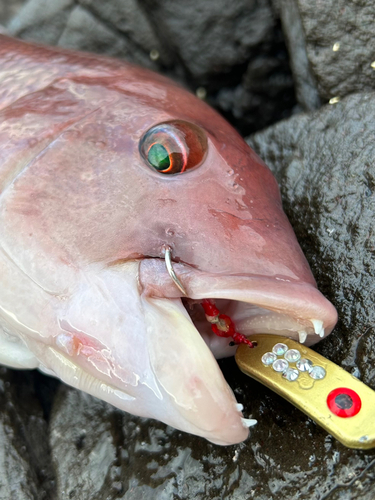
left=138, top=259, right=338, bottom=345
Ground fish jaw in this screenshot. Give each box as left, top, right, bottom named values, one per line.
left=141, top=295, right=249, bottom=445
left=0, top=249, right=336, bottom=445
left=139, top=259, right=338, bottom=357
left=5, top=260, right=248, bottom=445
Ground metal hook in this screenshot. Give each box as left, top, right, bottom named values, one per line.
left=164, top=246, right=187, bottom=296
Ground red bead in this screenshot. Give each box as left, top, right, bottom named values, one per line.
left=327, top=387, right=362, bottom=418
left=201, top=300, right=254, bottom=347
left=210, top=315, right=232, bottom=336
left=211, top=324, right=230, bottom=337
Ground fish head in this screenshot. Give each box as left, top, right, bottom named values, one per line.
left=0, top=52, right=337, bottom=445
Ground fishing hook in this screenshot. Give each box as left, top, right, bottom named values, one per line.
left=164, top=245, right=187, bottom=296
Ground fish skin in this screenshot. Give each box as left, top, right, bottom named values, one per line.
left=0, top=36, right=337, bottom=444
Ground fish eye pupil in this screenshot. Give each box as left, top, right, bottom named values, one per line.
left=148, top=143, right=170, bottom=171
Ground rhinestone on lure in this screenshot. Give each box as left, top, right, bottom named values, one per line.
left=309, top=366, right=326, bottom=380
left=284, top=349, right=301, bottom=363
left=262, top=352, right=277, bottom=366
left=272, top=359, right=289, bottom=373
left=296, top=358, right=313, bottom=372
left=272, top=343, right=288, bottom=356
left=282, top=368, right=299, bottom=381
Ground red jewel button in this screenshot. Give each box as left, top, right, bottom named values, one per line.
left=327, top=388, right=362, bottom=418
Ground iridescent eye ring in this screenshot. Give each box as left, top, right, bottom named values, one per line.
left=140, top=120, right=207, bottom=175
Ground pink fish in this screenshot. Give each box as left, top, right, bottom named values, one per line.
left=0, top=36, right=337, bottom=445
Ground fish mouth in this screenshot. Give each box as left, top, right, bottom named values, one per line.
left=184, top=298, right=332, bottom=359
left=139, top=259, right=338, bottom=358
left=40, top=258, right=337, bottom=446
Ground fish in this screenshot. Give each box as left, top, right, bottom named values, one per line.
left=0, top=35, right=337, bottom=445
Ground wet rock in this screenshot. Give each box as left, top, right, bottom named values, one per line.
left=56, top=5, right=158, bottom=68
left=0, top=0, right=26, bottom=27
left=7, top=0, right=75, bottom=44
left=49, top=366, right=375, bottom=499
left=277, top=0, right=375, bottom=104
left=0, top=368, right=56, bottom=500
left=76, top=0, right=167, bottom=62
left=139, top=0, right=297, bottom=134
left=7, top=0, right=164, bottom=70
left=247, top=93, right=375, bottom=388
left=50, top=386, right=118, bottom=500
left=139, top=0, right=274, bottom=81
left=274, top=0, right=321, bottom=111
left=212, top=24, right=297, bottom=135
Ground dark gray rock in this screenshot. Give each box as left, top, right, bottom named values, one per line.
left=275, top=0, right=321, bottom=111
left=5, top=0, right=297, bottom=135
left=50, top=386, right=118, bottom=500
left=299, top=0, right=375, bottom=101
left=212, top=24, right=297, bottom=135
left=56, top=4, right=158, bottom=68
left=139, top=0, right=274, bottom=81
left=139, top=0, right=297, bottom=134
left=49, top=363, right=375, bottom=499
left=248, top=93, right=375, bottom=387
left=77, top=0, right=166, bottom=61
left=0, top=0, right=26, bottom=27
left=7, top=0, right=75, bottom=44
left=277, top=0, right=375, bottom=104
left=0, top=368, right=56, bottom=500
left=7, top=0, right=164, bottom=70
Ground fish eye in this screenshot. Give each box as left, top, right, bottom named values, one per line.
left=140, top=120, right=207, bottom=175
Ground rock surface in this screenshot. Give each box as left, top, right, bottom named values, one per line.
left=276, top=0, right=375, bottom=106
left=1, top=1, right=375, bottom=499
left=0, top=368, right=56, bottom=500
left=0, top=0, right=26, bottom=28
left=48, top=360, right=375, bottom=499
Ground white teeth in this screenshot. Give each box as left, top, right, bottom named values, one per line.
left=298, top=331, right=308, bottom=344
left=311, top=319, right=324, bottom=337
left=236, top=403, right=244, bottom=412
left=241, top=418, right=257, bottom=428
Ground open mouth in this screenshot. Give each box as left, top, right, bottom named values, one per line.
left=139, top=257, right=338, bottom=359
left=183, top=297, right=328, bottom=358
left=40, top=256, right=338, bottom=445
